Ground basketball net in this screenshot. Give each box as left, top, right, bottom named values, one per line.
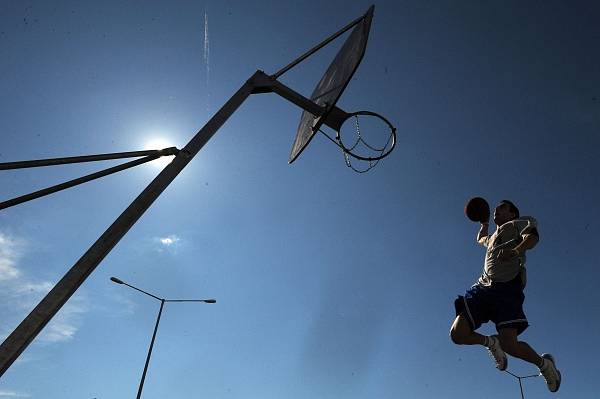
left=319, top=111, right=396, bottom=173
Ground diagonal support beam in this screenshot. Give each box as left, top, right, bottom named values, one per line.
left=0, top=71, right=260, bottom=378
left=0, top=71, right=355, bottom=378
left=0, top=148, right=179, bottom=170
left=252, top=71, right=350, bottom=132
left=0, top=155, right=160, bottom=210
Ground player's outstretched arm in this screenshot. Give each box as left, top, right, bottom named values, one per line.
left=477, top=222, right=489, bottom=246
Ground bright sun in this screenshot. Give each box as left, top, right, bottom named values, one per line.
left=144, top=138, right=177, bottom=168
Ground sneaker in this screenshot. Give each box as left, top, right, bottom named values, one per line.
left=486, top=335, right=507, bottom=371
left=539, top=353, right=561, bottom=392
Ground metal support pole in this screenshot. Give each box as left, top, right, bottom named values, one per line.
left=0, top=68, right=337, bottom=377
left=504, top=370, right=539, bottom=399
left=0, top=154, right=160, bottom=211
left=252, top=72, right=350, bottom=131
left=0, top=148, right=179, bottom=170
left=518, top=378, right=524, bottom=399
left=272, top=11, right=367, bottom=79
left=136, top=299, right=165, bottom=399
left=110, top=277, right=214, bottom=397
left=0, top=72, right=259, bottom=378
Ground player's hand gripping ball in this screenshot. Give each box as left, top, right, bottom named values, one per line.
left=465, top=197, right=490, bottom=223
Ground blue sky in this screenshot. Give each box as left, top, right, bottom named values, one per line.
left=1, top=1, right=599, bottom=398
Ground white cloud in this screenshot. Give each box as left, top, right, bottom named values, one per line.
left=42, top=320, right=78, bottom=343
left=110, top=292, right=137, bottom=316
left=39, top=295, right=88, bottom=343
left=0, top=233, right=22, bottom=281
left=159, top=235, right=180, bottom=246
left=13, top=354, right=34, bottom=365
left=0, top=391, right=31, bottom=398
left=0, top=232, right=89, bottom=344
left=153, top=234, right=182, bottom=253
left=12, top=281, right=54, bottom=297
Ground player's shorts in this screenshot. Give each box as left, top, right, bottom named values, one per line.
left=454, top=276, right=529, bottom=335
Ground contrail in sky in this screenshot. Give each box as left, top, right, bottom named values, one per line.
left=203, top=9, right=210, bottom=114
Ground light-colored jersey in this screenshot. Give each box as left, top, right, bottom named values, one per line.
left=477, top=217, right=538, bottom=287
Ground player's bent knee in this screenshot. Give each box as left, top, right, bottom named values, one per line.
left=450, top=315, right=471, bottom=345
left=449, top=326, right=464, bottom=345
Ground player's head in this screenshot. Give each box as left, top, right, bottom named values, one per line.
left=494, top=200, right=519, bottom=225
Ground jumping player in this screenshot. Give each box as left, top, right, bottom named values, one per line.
left=450, top=200, right=561, bottom=392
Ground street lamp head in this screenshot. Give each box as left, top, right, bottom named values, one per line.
left=110, top=277, right=125, bottom=284
left=204, top=299, right=216, bottom=304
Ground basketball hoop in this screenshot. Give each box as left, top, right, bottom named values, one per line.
left=319, top=110, right=396, bottom=173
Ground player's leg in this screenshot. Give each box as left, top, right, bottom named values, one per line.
left=450, top=314, right=507, bottom=370
left=453, top=291, right=507, bottom=370
left=449, top=313, right=486, bottom=345
left=497, top=327, right=541, bottom=365
left=498, top=327, right=561, bottom=392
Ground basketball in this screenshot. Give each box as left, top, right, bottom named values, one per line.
left=464, top=197, right=490, bottom=223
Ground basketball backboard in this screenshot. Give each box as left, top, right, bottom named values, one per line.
left=288, top=5, right=374, bottom=163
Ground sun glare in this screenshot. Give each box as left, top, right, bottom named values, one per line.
left=144, top=138, right=177, bottom=168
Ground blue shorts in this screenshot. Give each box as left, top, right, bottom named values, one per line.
left=454, top=277, right=529, bottom=335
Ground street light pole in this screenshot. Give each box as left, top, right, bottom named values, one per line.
left=137, top=298, right=164, bottom=399
left=109, top=277, right=215, bottom=399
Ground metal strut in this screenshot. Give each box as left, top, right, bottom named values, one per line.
left=0, top=72, right=258, bottom=378
left=0, top=147, right=179, bottom=170
left=0, top=148, right=180, bottom=211
left=504, top=370, right=540, bottom=399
